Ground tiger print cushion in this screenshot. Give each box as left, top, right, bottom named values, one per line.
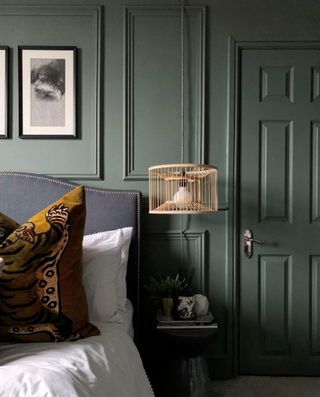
left=0, top=186, right=100, bottom=342
left=0, top=213, right=19, bottom=244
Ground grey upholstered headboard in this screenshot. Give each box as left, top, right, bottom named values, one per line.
left=0, top=172, right=142, bottom=325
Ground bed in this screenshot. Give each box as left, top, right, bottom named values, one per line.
left=0, top=172, right=154, bottom=397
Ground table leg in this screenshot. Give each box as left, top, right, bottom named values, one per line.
left=164, top=356, right=211, bottom=397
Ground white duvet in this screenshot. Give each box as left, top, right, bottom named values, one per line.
left=0, top=322, right=154, bottom=397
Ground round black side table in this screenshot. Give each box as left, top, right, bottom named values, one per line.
left=157, top=323, right=218, bottom=397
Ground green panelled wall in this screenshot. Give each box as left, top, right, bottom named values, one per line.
left=1, top=0, right=320, bottom=378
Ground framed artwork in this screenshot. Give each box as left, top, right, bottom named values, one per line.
left=0, top=47, right=8, bottom=139
left=18, top=46, right=77, bottom=139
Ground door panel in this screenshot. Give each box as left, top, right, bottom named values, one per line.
left=259, top=120, right=293, bottom=222
left=311, top=122, right=320, bottom=222
left=240, top=49, right=320, bottom=374
left=311, top=256, right=320, bottom=355
left=259, top=255, right=291, bottom=355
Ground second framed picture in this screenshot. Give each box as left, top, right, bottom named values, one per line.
left=18, top=46, right=77, bottom=139
left=0, top=46, right=8, bottom=139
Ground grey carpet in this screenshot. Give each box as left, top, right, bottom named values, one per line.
left=210, top=376, right=320, bottom=397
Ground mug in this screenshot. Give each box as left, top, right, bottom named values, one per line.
left=176, top=296, right=195, bottom=319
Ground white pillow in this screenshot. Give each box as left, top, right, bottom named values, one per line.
left=83, top=245, right=122, bottom=323
left=83, top=227, right=133, bottom=322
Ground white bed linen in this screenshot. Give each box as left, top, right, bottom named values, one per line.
left=0, top=321, right=154, bottom=397
left=94, top=299, right=134, bottom=339
left=117, top=299, right=134, bottom=338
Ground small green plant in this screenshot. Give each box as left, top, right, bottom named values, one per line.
left=144, top=267, right=195, bottom=303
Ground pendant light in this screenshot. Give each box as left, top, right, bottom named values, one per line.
left=148, top=0, right=218, bottom=214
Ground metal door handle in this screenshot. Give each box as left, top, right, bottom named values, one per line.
left=246, top=238, right=263, bottom=244
left=244, top=229, right=264, bottom=258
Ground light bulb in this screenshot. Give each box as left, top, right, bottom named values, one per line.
left=173, top=186, right=192, bottom=202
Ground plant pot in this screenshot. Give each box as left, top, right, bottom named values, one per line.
left=162, top=297, right=174, bottom=319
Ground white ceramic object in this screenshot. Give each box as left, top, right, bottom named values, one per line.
left=193, top=294, right=209, bottom=316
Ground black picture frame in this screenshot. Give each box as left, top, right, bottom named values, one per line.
left=0, top=46, right=9, bottom=139
left=18, top=46, right=77, bottom=139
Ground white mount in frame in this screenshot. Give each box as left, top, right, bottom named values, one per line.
left=0, top=47, right=8, bottom=139
left=18, top=46, right=77, bottom=139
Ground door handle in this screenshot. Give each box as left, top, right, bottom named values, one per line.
left=244, top=229, right=264, bottom=258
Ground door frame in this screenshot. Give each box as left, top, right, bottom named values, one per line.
left=228, top=39, right=320, bottom=376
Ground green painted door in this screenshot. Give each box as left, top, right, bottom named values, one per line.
left=240, top=48, right=320, bottom=375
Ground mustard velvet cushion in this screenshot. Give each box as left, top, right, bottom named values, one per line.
left=0, top=186, right=100, bottom=342
left=0, top=213, right=19, bottom=244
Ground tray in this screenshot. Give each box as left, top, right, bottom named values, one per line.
left=157, top=311, right=214, bottom=326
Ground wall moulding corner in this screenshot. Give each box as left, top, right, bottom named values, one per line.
left=123, top=5, right=206, bottom=181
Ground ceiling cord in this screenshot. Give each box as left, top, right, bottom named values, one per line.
left=180, top=0, right=185, bottom=164
left=180, top=1, right=186, bottom=267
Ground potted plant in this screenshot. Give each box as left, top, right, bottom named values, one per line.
left=144, top=268, right=195, bottom=319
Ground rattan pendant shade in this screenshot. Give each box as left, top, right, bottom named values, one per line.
left=149, top=163, right=218, bottom=214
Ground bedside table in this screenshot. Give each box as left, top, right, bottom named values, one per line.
left=156, top=315, right=218, bottom=397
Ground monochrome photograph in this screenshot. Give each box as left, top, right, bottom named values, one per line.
left=19, top=46, right=77, bottom=138
left=0, top=47, right=8, bottom=138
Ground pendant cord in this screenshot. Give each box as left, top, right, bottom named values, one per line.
left=180, top=0, right=184, bottom=164
left=180, top=214, right=184, bottom=268
left=180, top=0, right=185, bottom=265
